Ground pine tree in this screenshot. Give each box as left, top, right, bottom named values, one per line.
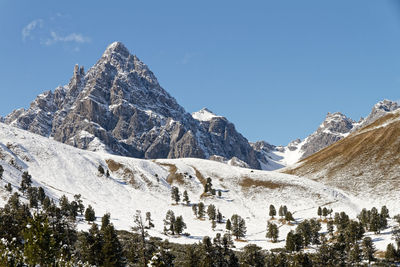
left=218, top=190, right=222, bottom=198
left=240, top=244, right=265, bottom=267
left=5, top=182, right=12, bottom=192
left=20, top=171, right=32, bottom=193
left=23, top=213, right=56, bottom=266
left=362, top=236, right=376, bottom=263
left=231, top=214, right=246, bottom=240
left=226, top=219, right=232, bottom=232
left=266, top=222, right=279, bottom=242
left=296, top=219, right=312, bottom=247
left=171, top=186, right=180, bottom=204
left=278, top=206, right=284, bottom=218
left=101, top=212, right=111, bottom=230
left=146, top=211, right=154, bottom=229
left=74, top=194, right=85, bottom=215
left=318, top=207, right=322, bottom=218
left=327, top=220, right=334, bottom=236
left=175, top=215, right=187, bottom=235
left=163, top=210, right=176, bottom=235
left=269, top=204, right=276, bottom=219
left=183, top=190, right=190, bottom=205
left=85, top=205, right=96, bottom=222
left=381, top=205, right=390, bottom=219
left=211, top=220, right=217, bottom=231
left=204, top=177, right=213, bottom=193
left=285, top=211, right=294, bottom=222
left=106, top=170, right=110, bottom=177
left=192, top=204, right=198, bottom=217
left=198, top=202, right=205, bottom=218
left=385, top=243, right=398, bottom=262
left=207, top=204, right=216, bottom=220
left=217, top=210, right=223, bottom=223
left=285, top=231, right=303, bottom=252
left=98, top=165, right=105, bottom=175
left=322, top=207, right=328, bottom=218
left=37, top=186, right=46, bottom=203
left=102, top=223, right=124, bottom=266
left=0, top=165, right=3, bottom=179
left=132, top=210, right=148, bottom=266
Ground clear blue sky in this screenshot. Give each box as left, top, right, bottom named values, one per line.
left=1, top=0, right=400, bottom=145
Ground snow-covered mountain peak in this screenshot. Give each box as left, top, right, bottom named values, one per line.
left=103, top=41, right=130, bottom=57
left=191, top=108, right=222, bottom=121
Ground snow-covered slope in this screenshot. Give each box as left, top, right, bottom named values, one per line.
left=0, top=122, right=375, bottom=249
left=191, top=108, right=222, bottom=122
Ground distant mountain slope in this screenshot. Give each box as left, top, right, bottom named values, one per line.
left=3, top=42, right=259, bottom=169
left=0, top=122, right=364, bottom=248
left=254, top=100, right=399, bottom=170
left=284, top=108, right=400, bottom=207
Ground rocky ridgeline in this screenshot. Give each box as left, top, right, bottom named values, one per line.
left=4, top=42, right=260, bottom=169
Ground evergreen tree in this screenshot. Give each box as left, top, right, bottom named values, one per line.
left=217, top=210, right=223, bottom=223
left=266, top=222, right=279, bottom=242
left=282, top=205, right=288, bottom=216
left=163, top=210, right=176, bottom=235
left=226, top=218, right=232, bottom=232
left=85, top=205, right=96, bottom=222
left=98, top=165, right=105, bottom=175
left=20, top=171, right=32, bottom=193
left=183, top=190, right=190, bottom=205
left=171, top=186, right=180, bottom=204
left=101, top=212, right=111, bottom=230
left=211, top=219, right=217, bottom=231
left=146, top=211, right=154, bottom=229
left=204, top=177, right=213, bottom=193
left=296, top=219, right=313, bottom=247
left=348, top=243, right=361, bottom=264
left=198, top=202, right=205, bottom=218
left=23, top=213, right=56, bottom=266
left=285, top=230, right=303, bottom=252
left=362, top=236, right=376, bottom=263
left=175, top=215, right=187, bottom=235
left=192, top=204, right=198, bottom=217
left=240, top=244, right=265, bottom=267
left=132, top=210, right=148, bottom=266
left=269, top=204, right=276, bottom=219
left=317, top=206, right=322, bottom=218
left=322, top=207, right=328, bottom=218
left=27, top=187, right=39, bottom=209
left=231, top=214, right=246, bottom=240
left=74, top=194, right=85, bottom=215
left=106, top=169, right=110, bottom=177
left=285, top=211, right=294, bottom=222
left=102, top=223, right=124, bottom=266
left=218, top=190, right=222, bottom=198
left=381, top=205, right=390, bottom=219
left=278, top=206, right=284, bottom=218
left=37, top=186, right=46, bottom=203
left=385, top=243, right=398, bottom=262
left=5, top=182, right=12, bottom=192
left=327, top=220, right=334, bottom=236
left=207, top=204, right=216, bottom=220
left=0, top=165, right=3, bottom=179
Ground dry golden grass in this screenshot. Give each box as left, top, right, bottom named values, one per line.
left=239, top=177, right=285, bottom=190
left=285, top=114, right=400, bottom=192
left=106, top=159, right=124, bottom=172
left=192, top=167, right=207, bottom=186
left=375, top=250, right=386, bottom=259
left=158, top=163, right=185, bottom=185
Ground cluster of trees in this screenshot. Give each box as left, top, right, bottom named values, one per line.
left=270, top=204, right=295, bottom=222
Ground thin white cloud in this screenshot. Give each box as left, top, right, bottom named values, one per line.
left=43, top=31, right=91, bottom=46
left=181, top=52, right=195, bottom=65
left=22, top=19, right=44, bottom=41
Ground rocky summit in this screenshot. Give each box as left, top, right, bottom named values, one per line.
left=4, top=42, right=260, bottom=169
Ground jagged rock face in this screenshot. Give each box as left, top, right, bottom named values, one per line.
left=352, top=99, right=399, bottom=132
left=300, top=112, right=355, bottom=159
left=5, top=42, right=260, bottom=169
